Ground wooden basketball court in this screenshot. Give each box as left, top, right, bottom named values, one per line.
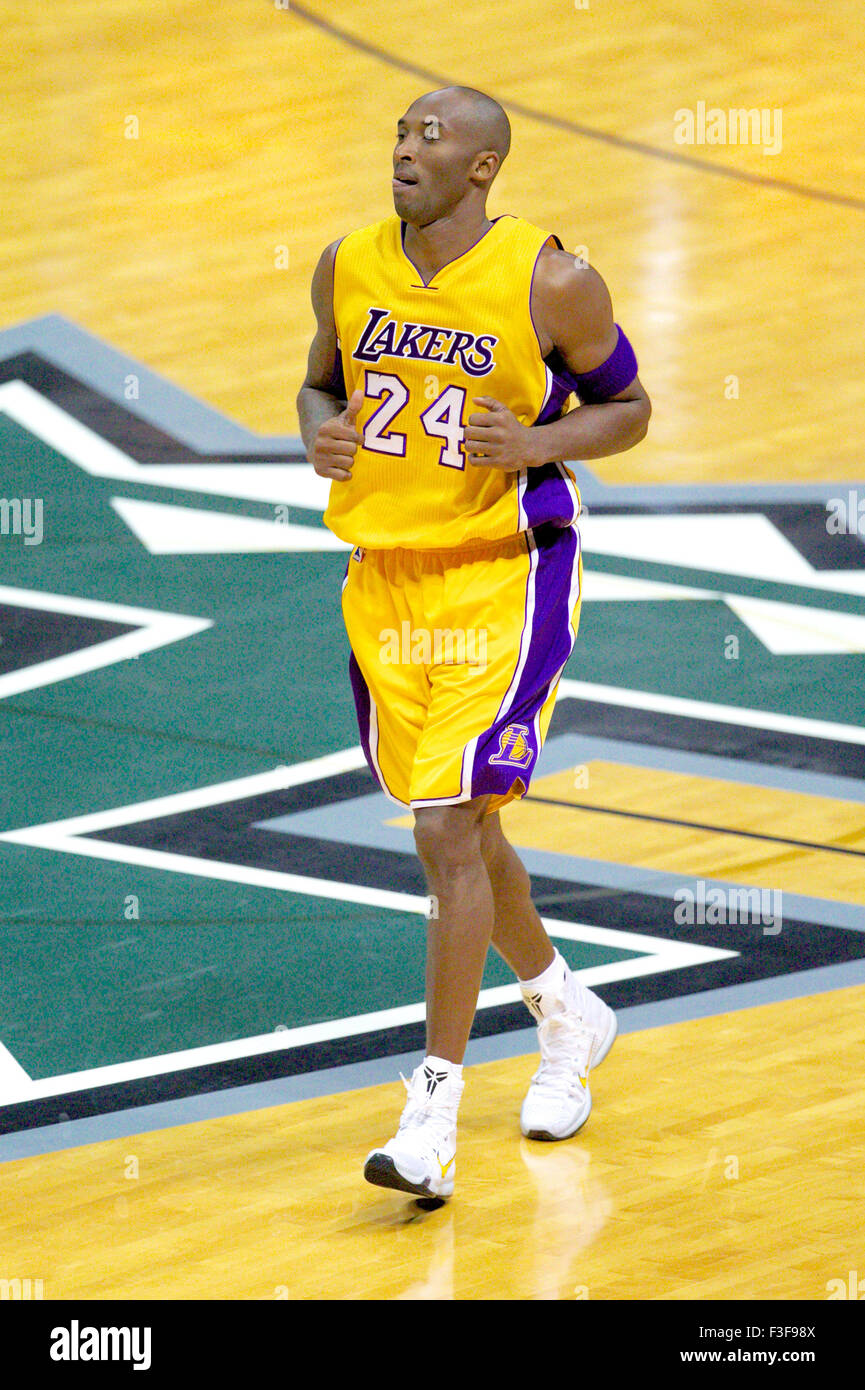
left=1, top=0, right=863, bottom=1309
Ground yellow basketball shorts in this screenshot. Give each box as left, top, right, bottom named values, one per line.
left=340, top=522, right=582, bottom=812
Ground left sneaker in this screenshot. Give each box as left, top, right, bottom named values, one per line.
left=520, top=971, right=617, bottom=1141
left=363, top=1061, right=463, bottom=1199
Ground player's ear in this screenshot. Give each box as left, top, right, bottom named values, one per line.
left=472, top=149, right=500, bottom=186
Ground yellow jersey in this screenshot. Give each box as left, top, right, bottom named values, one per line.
left=323, top=213, right=581, bottom=550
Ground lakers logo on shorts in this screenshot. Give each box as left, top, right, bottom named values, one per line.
left=488, top=722, right=534, bottom=769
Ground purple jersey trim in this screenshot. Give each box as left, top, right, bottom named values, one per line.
left=399, top=214, right=510, bottom=288
left=524, top=365, right=579, bottom=529
left=521, top=461, right=578, bottom=530
left=329, top=237, right=348, bottom=397
left=328, top=346, right=346, bottom=399
left=533, top=370, right=574, bottom=426
left=528, top=231, right=565, bottom=360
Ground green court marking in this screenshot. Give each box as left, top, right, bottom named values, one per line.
left=0, top=844, right=643, bottom=1081
left=0, top=415, right=358, bottom=826
left=577, top=599, right=865, bottom=726
left=0, top=403, right=858, bottom=1097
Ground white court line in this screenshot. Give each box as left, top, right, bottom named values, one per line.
left=0, top=746, right=735, bottom=1104
left=0, top=370, right=851, bottom=1104
left=1, top=833, right=429, bottom=914
left=0, top=584, right=211, bottom=700
left=0, top=918, right=732, bottom=1103
left=0, top=748, right=369, bottom=839
left=0, top=1043, right=33, bottom=1102
left=557, top=679, right=865, bottom=746
left=0, top=379, right=329, bottom=510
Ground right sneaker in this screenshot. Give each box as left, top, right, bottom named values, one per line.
left=520, top=970, right=617, bottom=1141
left=363, top=1060, right=464, bottom=1199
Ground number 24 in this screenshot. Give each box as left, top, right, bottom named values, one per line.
left=362, top=371, right=467, bottom=470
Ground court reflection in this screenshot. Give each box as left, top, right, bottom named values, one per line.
left=378, top=1140, right=611, bottom=1300
left=517, top=1139, right=612, bottom=1299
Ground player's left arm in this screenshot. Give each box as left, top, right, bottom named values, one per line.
left=465, top=250, right=650, bottom=469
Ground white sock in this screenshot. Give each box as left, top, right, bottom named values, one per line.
left=519, top=947, right=568, bottom=997
left=423, top=1054, right=463, bottom=1081
left=420, top=1055, right=464, bottom=1105
left=519, top=949, right=571, bottom=1021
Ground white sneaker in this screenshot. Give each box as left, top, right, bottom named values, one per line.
left=520, top=970, right=617, bottom=1141
left=364, top=1061, right=464, bottom=1199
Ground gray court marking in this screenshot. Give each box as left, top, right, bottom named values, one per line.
left=253, top=733, right=865, bottom=932
left=0, top=315, right=300, bottom=454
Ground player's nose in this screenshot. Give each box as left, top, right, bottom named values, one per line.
left=394, top=131, right=419, bottom=161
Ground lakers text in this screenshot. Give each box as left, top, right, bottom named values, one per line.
left=674, top=103, right=782, bottom=155
left=674, top=881, right=782, bottom=935
left=0, top=496, right=43, bottom=545
left=379, top=623, right=488, bottom=667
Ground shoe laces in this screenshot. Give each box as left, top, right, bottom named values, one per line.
left=531, top=1013, right=595, bottom=1093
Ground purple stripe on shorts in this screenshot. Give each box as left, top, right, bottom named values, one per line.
left=348, top=650, right=376, bottom=781
left=471, top=523, right=580, bottom=800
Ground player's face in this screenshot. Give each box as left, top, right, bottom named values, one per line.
left=392, top=106, right=475, bottom=225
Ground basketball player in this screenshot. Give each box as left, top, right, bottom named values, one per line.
left=297, top=86, right=650, bottom=1200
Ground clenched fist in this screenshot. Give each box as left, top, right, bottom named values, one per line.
left=312, top=387, right=364, bottom=481
left=465, top=396, right=538, bottom=471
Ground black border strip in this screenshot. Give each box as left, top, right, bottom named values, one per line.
left=0, top=352, right=306, bottom=465
left=4, top=894, right=862, bottom=1136
left=5, top=352, right=863, bottom=550
left=551, top=698, right=865, bottom=780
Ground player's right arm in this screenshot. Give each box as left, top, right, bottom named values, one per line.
left=296, top=241, right=363, bottom=482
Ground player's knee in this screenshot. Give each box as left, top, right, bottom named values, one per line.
left=413, top=802, right=486, bottom=874
left=479, top=810, right=505, bottom=861
left=481, top=816, right=528, bottom=889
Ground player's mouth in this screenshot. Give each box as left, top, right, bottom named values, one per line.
left=392, top=171, right=418, bottom=188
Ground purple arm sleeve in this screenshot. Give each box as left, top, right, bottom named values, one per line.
left=572, top=326, right=638, bottom=404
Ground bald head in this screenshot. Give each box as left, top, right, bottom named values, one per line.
left=425, top=86, right=511, bottom=164
left=393, top=87, right=512, bottom=225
